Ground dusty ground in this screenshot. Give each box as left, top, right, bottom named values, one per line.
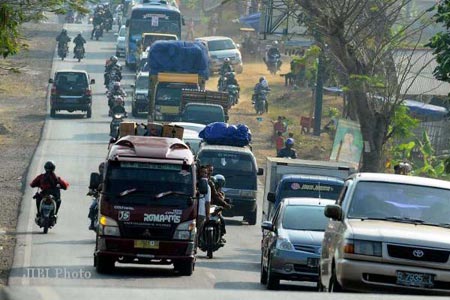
left=0, top=21, right=62, bottom=286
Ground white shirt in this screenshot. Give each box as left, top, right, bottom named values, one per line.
left=198, top=183, right=211, bottom=217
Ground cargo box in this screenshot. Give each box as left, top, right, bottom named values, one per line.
left=162, top=124, right=184, bottom=139
left=119, top=122, right=136, bottom=137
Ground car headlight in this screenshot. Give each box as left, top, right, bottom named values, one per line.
left=173, top=219, right=196, bottom=240
left=99, top=215, right=120, bottom=237
left=276, top=238, right=294, bottom=251
left=344, top=239, right=382, bottom=257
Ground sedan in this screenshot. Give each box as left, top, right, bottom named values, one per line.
left=260, top=197, right=335, bottom=290
left=169, top=122, right=206, bottom=134
left=115, top=25, right=126, bottom=57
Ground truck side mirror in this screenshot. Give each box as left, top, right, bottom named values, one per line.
left=89, top=172, right=101, bottom=189
left=257, top=168, right=264, bottom=176
left=198, top=178, right=208, bottom=195
left=267, top=192, right=275, bottom=203
left=324, top=204, right=343, bottom=221
left=48, top=78, right=54, bottom=84
left=261, top=221, right=273, bottom=231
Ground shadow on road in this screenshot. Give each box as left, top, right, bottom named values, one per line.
left=195, top=258, right=259, bottom=273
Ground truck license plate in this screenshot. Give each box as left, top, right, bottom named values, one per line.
left=396, top=271, right=434, bottom=288
left=134, top=240, right=159, bottom=249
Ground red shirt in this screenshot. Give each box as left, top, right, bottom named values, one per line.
left=30, top=173, right=69, bottom=191
left=273, top=121, right=286, bottom=133
left=275, top=136, right=284, bottom=151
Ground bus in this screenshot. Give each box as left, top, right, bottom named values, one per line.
left=125, top=1, right=182, bottom=68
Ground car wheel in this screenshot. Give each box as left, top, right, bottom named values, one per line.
left=260, top=255, right=267, bottom=284
left=246, top=208, right=257, bottom=225
left=50, top=108, right=56, bottom=118
left=86, top=108, right=92, bottom=118
left=329, top=266, right=343, bottom=293
left=266, top=256, right=279, bottom=290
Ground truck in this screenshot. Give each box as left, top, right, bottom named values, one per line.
left=147, top=40, right=210, bottom=123
left=179, top=89, right=230, bottom=124
left=262, top=157, right=356, bottom=222
left=92, top=134, right=203, bottom=275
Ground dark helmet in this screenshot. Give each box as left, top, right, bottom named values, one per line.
left=259, top=76, right=265, bottom=83
left=285, top=138, right=294, bottom=146
left=44, top=161, right=56, bottom=172
left=213, top=174, right=226, bottom=188
left=61, top=29, right=67, bottom=34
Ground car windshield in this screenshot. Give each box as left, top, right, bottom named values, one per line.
left=182, top=106, right=224, bottom=124
left=278, top=181, right=343, bottom=200
left=282, top=205, right=329, bottom=231
left=135, top=75, right=148, bottom=89
left=208, top=39, right=236, bottom=51
left=130, top=19, right=180, bottom=40
left=104, top=161, right=194, bottom=207
left=197, top=151, right=257, bottom=189
left=348, top=181, right=450, bottom=225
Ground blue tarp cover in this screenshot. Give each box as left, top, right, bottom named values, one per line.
left=148, top=41, right=210, bottom=79
left=199, top=122, right=252, bottom=147
left=404, top=99, right=448, bottom=120
left=239, top=13, right=261, bottom=32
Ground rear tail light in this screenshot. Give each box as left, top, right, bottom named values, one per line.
left=51, top=86, right=58, bottom=95
left=85, top=89, right=92, bottom=96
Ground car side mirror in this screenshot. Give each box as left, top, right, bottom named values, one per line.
left=89, top=172, right=101, bottom=189
left=257, top=168, right=264, bottom=176
left=198, top=178, right=208, bottom=195
left=261, top=221, right=273, bottom=231
left=267, top=192, right=275, bottom=203
left=236, top=43, right=241, bottom=49
left=324, top=204, right=343, bottom=221
left=48, top=78, right=54, bottom=84
left=90, top=79, right=95, bottom=84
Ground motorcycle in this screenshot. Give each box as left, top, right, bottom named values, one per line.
left=227, top=84, right=239, bottom=107
left=109, top=112, right=126, bottom=137
left=57, top=43, right=68, bottom=61
left=35, top=194, right=58, bottom=234
left=265, top=53, right=281, bottom=75
left=94, top=25, right=103, bottom=40
left=217, top=72, right=232, bottom=92
left=65, top=14, right=75, bottom=24
left=75, top=13, right=83, bottom=24
left=87, top=189, right=99, bottom=231
left=199, top=205, right=226, bottom=259
left=74, top=45, right=84, bottom=62
left=253, top=88, right=270, bottom=115
left=105, top=18, right=113, bottom=32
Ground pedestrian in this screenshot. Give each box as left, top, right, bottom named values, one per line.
left=196, top=166, right=211, bottom=252
left=272, top=116, right=287, bottom=144
left=277, top=138, right=298, bottom=159
left=275, top=131, right=284, bottom=153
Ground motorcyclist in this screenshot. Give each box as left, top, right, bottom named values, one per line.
left=87, top=162, right=104, bottom=230
left=209, top=174, right=231, bottom=244
left=277, top=138, right=298, bottom=159
left=104, top=56, right=122, bottom=86
left=73, top=32, right=86, bottom=58
left=30, top=161, right=69, bottom=217
left=220, top=58, right=234, bottom=76
left=91, top=11, right=103, bottom=39
left=56, top=29, right=71, bottom=51
left=253, top=76, right=270, bottom=112
left=110, top=95, right=127, bottom=116
left=103, top=8, right=113, bottom=29
left=265, top=41, right=282, bottom=70
left=224, top=72, right=240, bottom=103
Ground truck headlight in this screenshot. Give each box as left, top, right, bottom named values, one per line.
left=99, top=215, right=120, bottom=237
left=173, top=219, right=196, bottom=240
left=344, top=239, right=382, bottom=257
left=276, top=238, right=294, bottom=251
left=240, top=190, right=256, bottom=198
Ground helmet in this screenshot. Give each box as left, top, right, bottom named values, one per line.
left=285, top=138, right=294, bottom=146
left=98, top=162, right=105, bottom=174
left=272, top=40, right=279, bottom=46
left=224, top=58, right=230, bottom=63
left=113, top=81, right=121, bottom=88
left=259, top=76, right=265, bottom=83
left=110, top=55, right=118, bottom=63
left=114, top=96, right=124, bottom=105
left=213, top=174, right=226, bottom=188
left=62, top=29, right=67, bottom=34
left=44, top=161, right=56, bottom=172
left=78, top=31, right=82, bottom=36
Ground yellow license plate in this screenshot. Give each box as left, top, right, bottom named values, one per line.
left=160, top=106, right=179, bottom=114
left=134, top=240, right=159, bottom=249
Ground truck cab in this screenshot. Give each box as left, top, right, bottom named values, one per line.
left=94, top=136, right=199, bottom=275
left=196, top=144, right=264, bottom=225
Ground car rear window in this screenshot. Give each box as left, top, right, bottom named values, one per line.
left=55, top=72, right=88, bottom=88
left=282, top=205, right=329, bottom=231
left=207, top=39, right=236, bottom=51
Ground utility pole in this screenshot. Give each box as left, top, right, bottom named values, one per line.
left=313, top=40, right=324, bottom=136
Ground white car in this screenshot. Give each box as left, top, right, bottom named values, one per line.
left=169, top=122, right=206, bottom=134
left=195, top=36, right=243, bottom=74
left=115, top=25, right=126, bottom=57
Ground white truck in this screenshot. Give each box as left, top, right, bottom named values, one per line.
left=262, top=157, right=356, bottom=222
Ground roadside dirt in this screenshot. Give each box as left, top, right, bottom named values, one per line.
left=0, top=21, right=62, bottom=286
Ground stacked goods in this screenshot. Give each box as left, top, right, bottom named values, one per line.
left=199, top=122, right=251, bottom=147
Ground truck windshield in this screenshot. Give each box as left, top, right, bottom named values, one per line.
left=104, top=161, right=194, bottom=206
left=182, top=106, right=224, bottom=124
left=197, top=151, right=257, bottom=190
left=155, top=86, right=183, bottom=106
left=278, top=181, right=343, bottom=200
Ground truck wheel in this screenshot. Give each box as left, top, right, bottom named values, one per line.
left=86, top=108, right=92, bottom=118
left=95, top=255, right=115, bottom=274
left=246, top=208, right=257, bottom=225
left=174, top=261, right=194, bottom=276
left=50, top=108, right=56, bottom=118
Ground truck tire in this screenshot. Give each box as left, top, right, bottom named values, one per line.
left=86, top=108, right=92, bottom=118
left=246, top=208, right=257, bottom=225
left=95, top=255, right=115, bottom=274
left=50, top=108, right=56, bottom=118
left=174, top=261, right=194, bottom=276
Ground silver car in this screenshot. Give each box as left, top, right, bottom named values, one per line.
left=115, top=25, right=126, bottom=57
left=320, top=173, right=450, bottom=295
left=195, top=36, right=243, bottom=74
left=260, top=197, right=335, bottom=290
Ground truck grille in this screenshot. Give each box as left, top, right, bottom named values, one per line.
left=121, top=224, right=174, bottom=240
left=387, top=244, right=450, bottom=263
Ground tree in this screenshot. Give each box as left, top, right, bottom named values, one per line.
left=292, top=0, right=433, bottom=171
left=428, top=0, right=450, bottom=83
left=0, top=0, right=89, bottom=59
